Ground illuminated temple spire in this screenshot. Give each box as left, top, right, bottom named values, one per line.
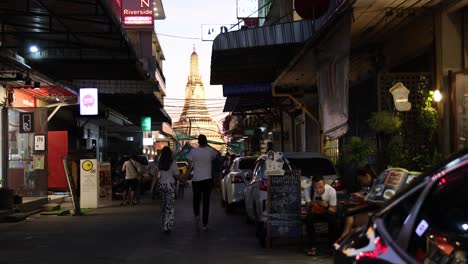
left=190, top=44, right=199, bottom=77
left=173, top=48, right=224, bottom=151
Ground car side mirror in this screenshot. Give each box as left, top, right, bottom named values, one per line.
left=245, top=171, right=252, bottom=181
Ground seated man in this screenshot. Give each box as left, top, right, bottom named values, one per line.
left=304, top=175, right=338, bottom=256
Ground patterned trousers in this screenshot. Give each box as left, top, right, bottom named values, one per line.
left=158, top=182, right=176, bottom=231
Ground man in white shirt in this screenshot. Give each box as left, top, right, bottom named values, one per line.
left=304, top=175, right=338, bottom=256
left=121, top=155, right=142, bottom=206
left=186, top=134, right=218, bottom=231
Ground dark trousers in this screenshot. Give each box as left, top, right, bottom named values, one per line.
left=192, top=179, right=212, bottom=226
left=135, top=179, right=141, bottom=202
left=306, top=213, right=338, bottom=247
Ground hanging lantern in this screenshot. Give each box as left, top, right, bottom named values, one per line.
left=389, top=82, right=411, bottom=112
left=294, top=0, right=330, bottom=20
left=433, top=90, right=442, bottom=102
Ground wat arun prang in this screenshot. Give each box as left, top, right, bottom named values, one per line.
left=173, top=48, right=225, bottom=151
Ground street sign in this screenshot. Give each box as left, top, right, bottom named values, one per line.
left=19, top=112, right=34, bottom=133
left=80, top=159, right=98, bottom=209
left=34, top=135, right=46, bottom=151
left=201, top=24, right=233, bottom=41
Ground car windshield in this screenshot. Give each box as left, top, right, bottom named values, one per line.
left=284, top=158, right=335, bottom=176
left=239, top=159, right=256, bottom=170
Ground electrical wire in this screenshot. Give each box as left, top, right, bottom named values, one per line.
left=156, top=33, right=201, bottom=40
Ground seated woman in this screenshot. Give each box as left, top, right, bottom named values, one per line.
left=339, top=166, right=376, bottom=239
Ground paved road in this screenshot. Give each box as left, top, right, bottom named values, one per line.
left=0, top=188, right=333, bottom=264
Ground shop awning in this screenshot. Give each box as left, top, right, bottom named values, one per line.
left=210, top=20, right=316, bottom=85
left=0, top=0, right=145, bottom=80
left=0, top=48, right=31, bottom=72
left=223, top=96, right=274, bottom=112
left=70, top=79, right=170, bottom=126
left=99, top=93, right=171, bottom=127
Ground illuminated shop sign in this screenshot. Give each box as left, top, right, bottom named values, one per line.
left=122, top=0, right=154, bottom=28
left=79, top=88, right=98, bottom=115
left=141, top=116, right=151, bottom=131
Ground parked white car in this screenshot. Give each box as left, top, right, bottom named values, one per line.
left=243, top=152, right=338, bottom=240
left=221, top=156, right=257, bottom=211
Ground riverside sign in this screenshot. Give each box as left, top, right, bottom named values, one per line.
left=122, top=0, right=154, bottom=28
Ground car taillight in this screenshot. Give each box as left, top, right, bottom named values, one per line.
left=355, top=236, right=388, bottom=261
left=231, top=175, right=243, bottom=183
left=259, top=178, right=268, bottom=191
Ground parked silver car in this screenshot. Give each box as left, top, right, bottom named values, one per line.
left=220, top=156, right=257, bottom=211
left=244, top=152, right=338, bottom=240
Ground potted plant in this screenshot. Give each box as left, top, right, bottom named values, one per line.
left=336, top=136, right=376, bottom=191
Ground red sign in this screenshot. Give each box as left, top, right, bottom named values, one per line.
left=13, top=90, right=36, bottom=107
left=122, top=0, right=154, bottom=28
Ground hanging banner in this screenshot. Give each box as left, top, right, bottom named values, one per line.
left=317, top=12, right=352, bottom=139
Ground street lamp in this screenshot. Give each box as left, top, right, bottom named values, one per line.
left=389, top=82, right=411, bottom=112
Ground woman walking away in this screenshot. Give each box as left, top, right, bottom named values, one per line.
left=157, top=146, right=180, bottom=234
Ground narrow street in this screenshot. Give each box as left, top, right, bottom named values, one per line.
left=0, top=189, right=332, bottom=264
